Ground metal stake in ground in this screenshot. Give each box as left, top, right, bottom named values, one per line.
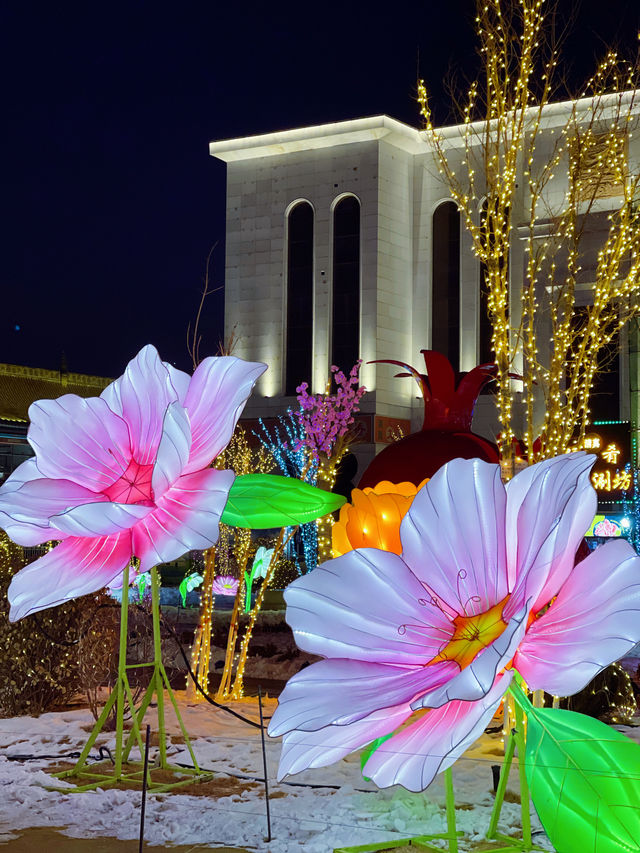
left=139, top=724, right=151, bottom=853
left=258, top=686, right=272, bottom=842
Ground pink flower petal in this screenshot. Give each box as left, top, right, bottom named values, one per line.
left=100, top=345, right=180, bottom=466
left=268, top=657, right=457, bottom=737
left=102, top=355, right=190, bottom=411
left=0, top=477, right=108, bottom=546
left=165, top=364, right=191, bottom=403
left=8, top=532, right=132, bottom=621
left=504, top=453, right=596, bottom=615
left=50, top=501, right=154, bottom=537
left=364, top=673, right=511, bottom=792
left=27, top=395, right=131, bottom=492
left=151, top=402, right=192, bottom=500
left=0, top=457, right=41, bottom=489
left=284, top=549, right=454, bottom=665
left=132, top=467, right=234, bottom=573
left=514, top=539, right=640, bottom=695
left=275, top=703, right=413, bottom=781
left=400, top=458, right=508, bottom=617
left=182, top=356, right=267, bottom=474
left=412, top=601, right=529, bottom=709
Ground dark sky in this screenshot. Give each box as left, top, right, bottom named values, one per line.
left=1, top=0, right=638, bottom=378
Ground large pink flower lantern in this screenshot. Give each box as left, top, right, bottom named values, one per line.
left=269, top=453, right=640, bottom=792
left=0, top=345, right=266, bottom=621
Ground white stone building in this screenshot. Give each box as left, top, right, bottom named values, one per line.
left=210, top=103, right=640, bottom=486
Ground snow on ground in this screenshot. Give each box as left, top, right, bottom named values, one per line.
left=1, top=694, right=638, bottom=851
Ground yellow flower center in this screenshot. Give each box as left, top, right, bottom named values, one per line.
left=432, top=594, right=510, bottom=671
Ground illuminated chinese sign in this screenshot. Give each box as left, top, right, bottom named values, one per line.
left=573, top=421, right=632, bottom=505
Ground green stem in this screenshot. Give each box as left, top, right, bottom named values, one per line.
left=114, top=561, right=130, bottom=778
left=507, top=670, right=534, bottom=713
left=514, top=691, right=532, bottom=847
left=444, top=766, right=458, bottom=853
left=508, top=670, right=534, bottom=849
left=487, top=671, right=537, bottom=848
left=151, top=566, right=167, bottom=768
left=244, top=570, right=253, bottom=614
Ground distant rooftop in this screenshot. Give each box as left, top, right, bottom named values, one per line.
left=0, top=362, right=111, bottom=423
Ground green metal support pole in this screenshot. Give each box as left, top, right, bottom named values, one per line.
left=487, top=729, right=517, bottom=840
left=52, top=561, right=212, bottom=793
left=114, top=561, right=131, bottom=778
left=443, top=766, right=458, bottom=853
left=150, top=566, right=167, bottom=768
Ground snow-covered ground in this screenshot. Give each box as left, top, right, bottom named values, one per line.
left=1, top=694, right=637, bottom=851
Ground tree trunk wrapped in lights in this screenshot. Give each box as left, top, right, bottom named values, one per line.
left=218, top=528, right=291, bottom=701
left=188, top=427, right=273, bottom=702
left=418, top=0, right=640, bottom=467
left=213, top=526, right=252, bottom=701
left=186, top=546, right=215, bottom=701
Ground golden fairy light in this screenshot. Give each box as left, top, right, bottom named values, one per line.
left=418, top=0, right=640, bottom=470
left=189, top=426, right=274, bottom=702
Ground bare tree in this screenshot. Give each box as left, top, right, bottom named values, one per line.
left=419, top=0, right=640, bottom=472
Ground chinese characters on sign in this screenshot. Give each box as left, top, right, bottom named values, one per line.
left=577, top=422, right=631, bottom=504
left=591, top=469, right=632, bottom=491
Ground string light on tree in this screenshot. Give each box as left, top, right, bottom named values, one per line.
left=418, top=0, right=640, bottom=470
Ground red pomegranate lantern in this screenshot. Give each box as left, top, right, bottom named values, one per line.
left=359, top=350, right=499, bottom=489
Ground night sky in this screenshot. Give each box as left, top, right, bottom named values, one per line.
left=2, top=1, right=638, bottom=378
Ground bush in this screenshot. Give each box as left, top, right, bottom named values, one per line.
left=0, top=534, right=84, bottom=717
left=560, top=662, right=638, bottom=724
left=270, top=556, right=300, bottom=589
left=75, top=594, right=153, bottom=727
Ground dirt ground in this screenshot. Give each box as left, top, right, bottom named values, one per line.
left=1, top=826, right=251, bottom=851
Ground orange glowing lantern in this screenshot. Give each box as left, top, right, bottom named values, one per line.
left=332, top=479, right=429, bottom=557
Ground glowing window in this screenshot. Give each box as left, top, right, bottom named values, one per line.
left=285, top=201, right=314, bottom=396
left=432, top=201, right=460, bottom=372
left=332, top=196, right=360, bottom=376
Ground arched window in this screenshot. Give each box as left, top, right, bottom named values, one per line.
left=285, top=201, right=314, bottom=395
left=479, top=199, right=494, bottom=366
left=432, top=201, right=460, bottom=371
left=332, top=196, right=360, bottom=375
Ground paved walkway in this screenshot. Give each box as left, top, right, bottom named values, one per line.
left=1, top=827, right=250, bottom=852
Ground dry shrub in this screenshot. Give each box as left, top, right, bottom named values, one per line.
left=270, top=556, right=299, bottom=589
left=0, top=534, right=154, bottom=721
left=0, top=534, right=83, bottom=716
left=559, top=662, right=637, bottom=724
left=75, top=596, right=120, bottom=722
left=76, top=594, right=154, bottom=726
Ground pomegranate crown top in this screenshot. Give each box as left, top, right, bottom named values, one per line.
left=370, top=350, right=496, bottom=432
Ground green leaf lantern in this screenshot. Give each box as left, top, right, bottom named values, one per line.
left=244, top=546, right=274, bottom=613
left=525, top=706, right=640, bottom=853
left=221, top=473, right=346, bottom=529
left=178, top=572, right=204, bottom=608
left=135, top=571, right=151, bottom=601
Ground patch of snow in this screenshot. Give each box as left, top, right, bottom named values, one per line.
left=0, top=697, right=638, bottom=851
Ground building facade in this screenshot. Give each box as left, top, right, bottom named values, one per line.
left=210, top=106, right=640, bottom=494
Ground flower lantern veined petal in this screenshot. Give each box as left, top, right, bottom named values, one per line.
left=183, top=357, right=268, bottom=475
left=132, top=468, right=235, bottom=573
left=332, top=479, right=428, bottom=557
left=0, top=344, right=267, bottom=621
left=270, top=453, right=640, bottom=793
left=8, top=532, right=133, bottom=622
left=27, top=395, right=132, bottom=491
